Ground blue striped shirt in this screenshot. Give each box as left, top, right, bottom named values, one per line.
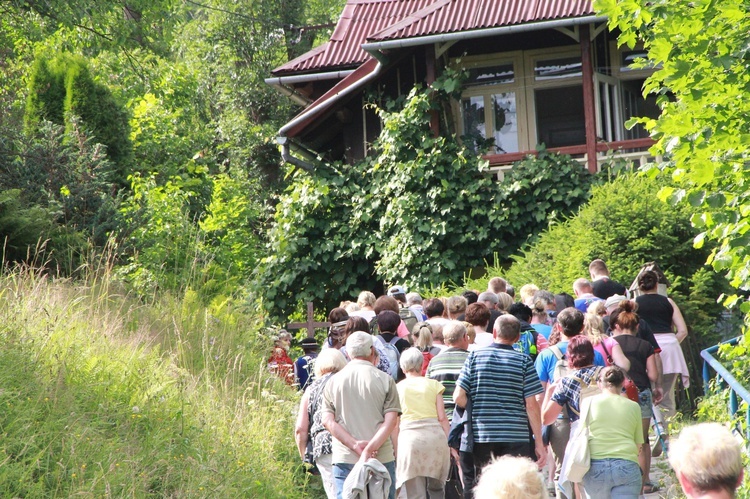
left=457, top=343, right=543, bottom=443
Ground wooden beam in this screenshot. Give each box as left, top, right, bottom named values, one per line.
left=287, top=302, right=330, bottom=338
left=580, top=24, right=598, bottom=174
left=482, top=138, right=656, bottom=167
left=425, top=44, right=439, bottom=137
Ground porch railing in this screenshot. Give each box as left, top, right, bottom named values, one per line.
left=700, top=336, right=750, bottom=442
left=483, top=138, right=657, bottom=180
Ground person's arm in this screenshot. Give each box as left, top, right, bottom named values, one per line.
left=525, top=395, right=547, bottom=467
left=294, top=392, right=311, bottom=460
left=610, top=342, right=631, bottom=372
left=436, top=393, right=450, bottom=438
left=654, top=352, right=663, bottom=389
left=453, top=386, right=468, bottom=409
left=669, top=298, right=688, bottom=343
left=322, top=411, right=369, bottom=457
left=541, top=383, right=563, bottom=425
left=390, top=418, right=399, bottom=458
left=646, top=354, right=663, bottom=405
left=361, top=411, right=399, bottom=461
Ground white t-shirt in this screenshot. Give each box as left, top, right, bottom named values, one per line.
left=469, top=332, right=494, bottom=351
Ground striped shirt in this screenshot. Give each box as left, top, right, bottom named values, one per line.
left=425, top=347, right=469, bottom=420
left=457, top=343, right=543, bottom=443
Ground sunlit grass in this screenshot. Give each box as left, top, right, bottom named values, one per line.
left=0, top=263, right=316, bottom=497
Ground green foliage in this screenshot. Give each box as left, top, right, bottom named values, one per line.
left=117, top=173, right=202, bottom=296
left=63, top=56, right=132, bottom=176
left=25, top=53, right=132, bottom=184
left=255, top=78, right=598, bottom=322
left=494, top=148, right=597, bottom=255
left=0, top=118, right=118, bottom=249
left=0, top=265, right=311, bottom=497
left=360, top=85, right=500, bottom=288
left=0, top=189, right=55, bottom=262
left=596, top=0, right=750, bottom=427
left=506, top=173, right=728, bottom=345
left=254, top=163, right=378, bottom=319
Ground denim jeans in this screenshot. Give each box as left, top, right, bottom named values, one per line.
left=582, top=458, right=641, bottom=499
left=333, top=460, right=396, bottom=499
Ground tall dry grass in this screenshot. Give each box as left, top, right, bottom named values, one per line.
left=0, top=262, right=316, bottom=497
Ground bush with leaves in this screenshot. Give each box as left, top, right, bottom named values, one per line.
left=25, top=53, right=132, bottom=185
left=506, top=173, right=729, bottom=344
left=255, top=76, right=599, bottom=322
left=494, top=147, right=596, bottom=256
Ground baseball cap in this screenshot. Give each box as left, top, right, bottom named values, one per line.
left=387, top=285, right=407, bottom=296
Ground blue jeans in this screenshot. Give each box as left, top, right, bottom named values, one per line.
left=333, top=460, right=396, bottom=499
left=582, top=458, right=642, bottom=499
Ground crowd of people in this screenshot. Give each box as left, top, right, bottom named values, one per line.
left=284, top=260, right=742, bottom=499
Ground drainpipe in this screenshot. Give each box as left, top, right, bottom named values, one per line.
left=278, top=136, right=315, bottom=173
left=265, top=70, right=356, bottom=107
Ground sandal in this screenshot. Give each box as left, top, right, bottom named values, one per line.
left=642, top=481, right=660, bottom=494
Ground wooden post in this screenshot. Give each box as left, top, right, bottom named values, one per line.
left=425, top=44, right=440, bottom=137
left=287, top=302, right=330, bottom=338
left=580, top=24, right=598, bottom=174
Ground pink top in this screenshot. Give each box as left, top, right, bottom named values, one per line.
left=397, top=320, right=410, bottom=338
left=593, top=337, right=619, bottom=366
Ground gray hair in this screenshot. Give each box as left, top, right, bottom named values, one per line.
left=442, top=321, right=467, bottom=346
left=478, top=291, right=499, bottom=305
left=346, top=331, right=373, bottom=359
left=405, top=292, right=423, bottom=306
left=314, top=348, right=348, bottom=377
left=399, top=347, right=424, bottom=374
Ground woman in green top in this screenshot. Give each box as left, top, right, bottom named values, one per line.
left=582, top=366, right=643, bottom=499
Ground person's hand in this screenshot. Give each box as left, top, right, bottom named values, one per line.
left=450, top=448, right=460, bottom=462
left=652, top=387, right=664, bottom=405
left=535, top=441, right=547, bottom=468
left=352, top=440, right=369, bottom=456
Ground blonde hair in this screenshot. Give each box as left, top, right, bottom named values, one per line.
left=313, top=348, right=347, bottom=377
left=462, top=321, right=476, bottom=344
left=519, top=284, right=539, bottom=306
left=357, top=291, right=376, bottom=308
left=473, top=455, right=546, bottom=499
left=531, top=299, right=548, bottom=322
left=669, top=423, right=743, bottom=496
left=496, top=292, right=514, bottom=311
left=447, top=295, right=468, bottom=318
left=411, top=323, right=434, bottom=350
left=584, top=312, right=606, bottom=346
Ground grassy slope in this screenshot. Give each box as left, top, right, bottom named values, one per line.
left=0, top=266, right=317, bottom=497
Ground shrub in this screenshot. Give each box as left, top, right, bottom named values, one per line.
left=254, top=78, right=600, bottom=323
left=25, top=53, right=132, bottom=185
left=505, top=172, right=729, bottom=345
left=493, top=148, right=597, bottom=256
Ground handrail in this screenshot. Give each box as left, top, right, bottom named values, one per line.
left=700, top=336, right=750, bottom=441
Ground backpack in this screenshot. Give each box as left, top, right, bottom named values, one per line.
left=514, top=329, right=539, bottom=361
left=399, top=307, right=419, bottom=334
left=568, top=366, right=603, bottom=417
left=420, top=347, right=440, bottom=376
left=376, top=335, right=401, bottom=380
left=549, top=344, right=572, bottom=382
left=599, top=340, right=640, bottom=402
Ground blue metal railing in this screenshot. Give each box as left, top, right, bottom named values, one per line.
left=700, top=336, right=750, bottom=441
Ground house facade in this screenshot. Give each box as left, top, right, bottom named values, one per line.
left=266, top=0, right=659, bottom=176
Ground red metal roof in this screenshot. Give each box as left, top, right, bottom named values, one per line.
left=272, top=0, right=435, bottom=75
left=372, top=0, right=594, bottom=41
left=272, top=0, right=595, bottom=76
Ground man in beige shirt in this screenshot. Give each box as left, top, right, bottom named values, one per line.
left=322, top=331, right=401, bottom=499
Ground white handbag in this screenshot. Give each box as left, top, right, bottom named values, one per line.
left=561, top=396, right=593, bottom=483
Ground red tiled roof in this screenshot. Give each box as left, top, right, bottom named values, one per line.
left=272, top=0, right=595, bottom=76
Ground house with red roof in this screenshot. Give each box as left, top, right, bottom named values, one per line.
left=266, top=0, right=658, bottom=176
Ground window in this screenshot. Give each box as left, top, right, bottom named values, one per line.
left=456, top=41, right=660, bottom=158
left=459, top=57, right=523, bottom=154
left=535, top=86, right=585, bottom=148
